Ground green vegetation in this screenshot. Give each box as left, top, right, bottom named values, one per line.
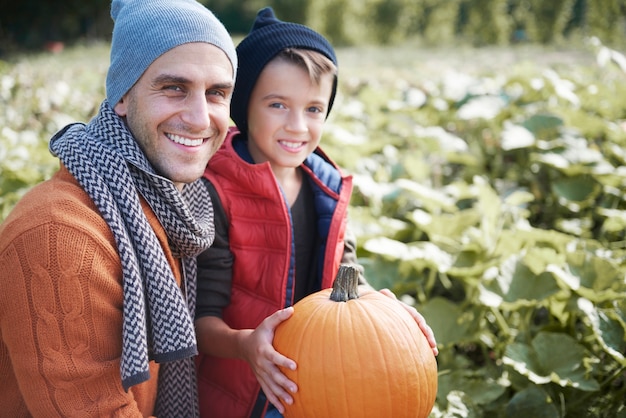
left=1, top=38, right=625, bottom=416
left=2, top=0, right=626, bottom=52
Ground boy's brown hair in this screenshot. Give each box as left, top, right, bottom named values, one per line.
left=275, top=48, right=337, bottom=87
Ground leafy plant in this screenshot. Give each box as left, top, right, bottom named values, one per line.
left=325, top=38, right=626, bottom=417
left=0, top=43, right=106, bottom=219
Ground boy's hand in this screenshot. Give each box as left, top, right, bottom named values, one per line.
left=379, top=289, right=439, bottom=356
left=240, top=307, right=298, bottom=413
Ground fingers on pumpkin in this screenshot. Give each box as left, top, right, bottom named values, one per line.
left=273, top=349, right=297, bottom=372
left=378, top=288, right=397, bottom=299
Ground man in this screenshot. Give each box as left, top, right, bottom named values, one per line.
left=0, top=0, right=236, bottom=416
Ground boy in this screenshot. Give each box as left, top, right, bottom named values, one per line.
left=194, top=8, right=437, bottom=418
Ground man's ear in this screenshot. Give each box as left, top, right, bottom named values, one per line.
left=114, top=96, right=128, bottom=116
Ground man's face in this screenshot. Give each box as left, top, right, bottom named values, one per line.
left=114, top=42, right=234, bottom=190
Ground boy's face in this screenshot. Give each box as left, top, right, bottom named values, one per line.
left=114, top=42, right=234, bottom=190
left=246, top=58, right=334, bottom=173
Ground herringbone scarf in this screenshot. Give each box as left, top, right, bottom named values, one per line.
left=49, top=101, right=213, bottom=417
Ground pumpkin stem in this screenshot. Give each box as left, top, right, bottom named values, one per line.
left=330, top=264, right=360, bottom=302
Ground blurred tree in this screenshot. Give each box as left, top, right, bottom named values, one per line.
left=0, top=0, right=110, bottom=53
left=364, top=0, right=421, bottom=44
left=525, top=0, right=575, bottom=43
left=587, top=0, right=624, bottom=45
left=462, top=0, right=511, bottom=45
left=564, top=0, right=587, bottom=37
left=507, top=0, right=532, bottom=42
left=307, top=0, right=355, bottom=46
left=422, top=0, right=462, bottom=45
left=202, top=0, right=257, bottom=34
left=0, top=0, right=623, bottom=53
left=264, top=0, right=309, bottom=24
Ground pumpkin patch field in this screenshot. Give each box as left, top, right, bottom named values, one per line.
left=1, top=38, right=626, bottom=417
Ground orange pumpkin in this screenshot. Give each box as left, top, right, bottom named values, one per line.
left=273, top=264, right=438, bottom=418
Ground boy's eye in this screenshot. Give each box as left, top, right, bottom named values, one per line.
left=269, top=102, right=285, bottom=109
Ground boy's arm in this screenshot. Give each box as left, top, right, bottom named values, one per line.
left=340, top=222, right=368, bottom=285
left=195, top=309, right=297, bottom=414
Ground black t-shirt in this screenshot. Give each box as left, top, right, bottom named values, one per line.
left=291, top=177, right=321, bottom=302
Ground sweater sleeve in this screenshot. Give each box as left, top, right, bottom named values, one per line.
left=0, top=177, right=157, bottom=417
left=195, top=178, right=234, bottom=319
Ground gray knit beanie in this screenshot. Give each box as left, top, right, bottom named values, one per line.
left=106, top=0, right=237, bottom=107
left=231, top=7, right=337, bottom=135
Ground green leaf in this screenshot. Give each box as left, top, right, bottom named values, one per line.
left=505, top=386, right=560, bottom=418
left=578, top=298, right=626, bottom=365
left=437, top=370, right=506, bottom=406
left=597, top=208, right=626, bottom=234
left=409, top=208, right=482, bottom=249
left=481, top=255, right=561, bottom=308
left=420, top=297, right=478, bottom=346
left=503, top=332, right=600, bottom=391
left=522, top=113, right=563, bottom=138
left=501, top=122, right=536, bottom=151
left=439, top=390, right=482, bottom=418
left=393, top=178, right=459, bottom=213
left=523, top=246, right=565, bottom=276
left=534, top=134, right=609, bottom=176
left=358, top=257, right=402, bottom=291
left=548, top=251, right=626, bottom=302
left=457, top=95, right=507, bottom=120
left=551, top=175, right=599, bottom=206
left=362, top=237, right=454, bottom=272
left=503, top=189, right=535, bottom=207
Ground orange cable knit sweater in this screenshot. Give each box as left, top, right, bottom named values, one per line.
left=0, top=165, right=182, bottom=417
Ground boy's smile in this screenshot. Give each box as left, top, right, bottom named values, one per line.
left=246, top=57, right=334, bottom=180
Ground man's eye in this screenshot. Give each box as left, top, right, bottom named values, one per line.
left=208, top=89, right=226, bottom=98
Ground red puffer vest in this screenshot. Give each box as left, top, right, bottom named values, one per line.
left=197, top=128, right=352, bottom=417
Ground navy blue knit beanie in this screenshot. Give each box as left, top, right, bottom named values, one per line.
left=106, top=0, right=237, bottom=107
left=231, top=7, right=338, bottom=134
